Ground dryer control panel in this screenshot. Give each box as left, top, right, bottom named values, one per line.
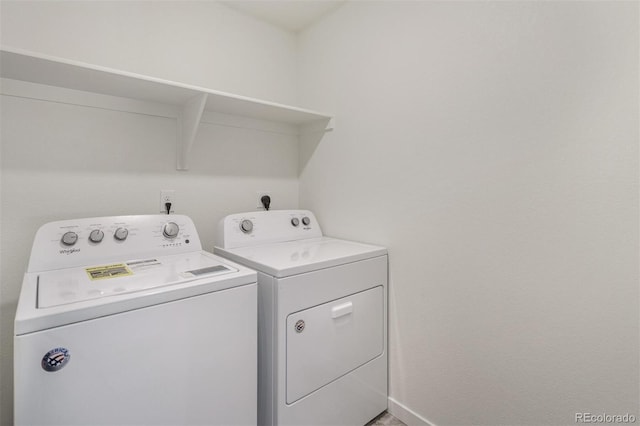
left=28, top=215, right=202, bottom=272
left=216, top=210, right=323, bottom=249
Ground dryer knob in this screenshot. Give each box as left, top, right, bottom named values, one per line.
left=163, top=222, right=180, bottom=239
left=114, top=227, right=129, bottom=241
left=302, top=216, right=311, bottom=226
left=291, top=218, right=300, bottom=227
left=88, top=229, right=104, bottom=243
left=240, top=219, right=253, bottom=234
left=61, top=231, right=78, bottom=246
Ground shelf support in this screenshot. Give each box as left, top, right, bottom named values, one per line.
left=298, top=117, right=335, bottom=135
left=298, top=117, right=335, bottom=173
left=177, top=92, right=208, bottom=170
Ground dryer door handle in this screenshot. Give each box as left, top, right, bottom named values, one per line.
left=331, top=301, right=353, bottom=319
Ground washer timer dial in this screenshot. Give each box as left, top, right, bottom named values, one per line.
left=163, top=222, right=180, bottom=239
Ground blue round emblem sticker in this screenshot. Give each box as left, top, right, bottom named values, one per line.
left=41, top=348, right=70, bottom=372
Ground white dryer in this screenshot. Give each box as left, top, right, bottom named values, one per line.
left=214, top=210, right=388, bottom=426
left=14, top=215, right=257, bottom=426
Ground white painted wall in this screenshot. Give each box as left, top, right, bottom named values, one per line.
left=0, top=2, right=299, bottom=424
left=298, top=2, right=639, bottom=425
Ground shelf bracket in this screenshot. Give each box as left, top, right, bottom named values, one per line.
left=298, top=117, right=335, bottom=135
left=177, top=92, right=208, bottom=170
left=298, top=117, right=335, bottom=173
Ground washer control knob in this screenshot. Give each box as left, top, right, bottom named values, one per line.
left=61, top=231, right=78, bottom=246
left=302, top=216, right=311, bottom=226
left=163, top=222, right=180, bottom=239
left=291, top=218, right=300, bottom=227
left=88, top=229, right=104, bottom=243
left=114, top=227, right=129, bottom=241
left=240, top=219, right=253, bottom=234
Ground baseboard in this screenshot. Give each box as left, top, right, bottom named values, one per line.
left=387, top=397, right=435, bottom=426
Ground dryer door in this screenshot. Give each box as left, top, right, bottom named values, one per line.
left=285, top=286, right=383, bottom=404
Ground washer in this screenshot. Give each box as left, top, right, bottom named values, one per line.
left=214, top=210, right=388, bottom=426
left=14, top=215, right=257, bottom=426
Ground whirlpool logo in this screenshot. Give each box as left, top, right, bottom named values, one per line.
left=59, top=248, right=80, bottom=255
left=41, top=347, right=70, bottom=372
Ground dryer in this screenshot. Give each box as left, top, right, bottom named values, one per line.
left=214, top=210, right=387, bottom=426
left=14, top=215, right=257, bottom=426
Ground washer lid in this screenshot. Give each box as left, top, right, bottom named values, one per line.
left=215, top=237, right=387, bottom=278
left=16, top=251, right=257, bottom=335
left=37, top=251, right=238, bottom=308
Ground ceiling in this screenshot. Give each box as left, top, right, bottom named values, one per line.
left=220, top=1, right=346, bottom=33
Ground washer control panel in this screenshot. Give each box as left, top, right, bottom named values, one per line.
left=28, top=215, right=202, bottom=272
left=216, top=210, right=322, bottom=249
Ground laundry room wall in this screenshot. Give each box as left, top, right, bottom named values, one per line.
left=0, top=2, right=300, bottom=423
left=298, top=2, right=639, bottom=426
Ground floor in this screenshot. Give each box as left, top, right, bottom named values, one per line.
left=366, top=411, right=407, bottom=426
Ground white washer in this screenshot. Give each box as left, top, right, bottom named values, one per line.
left=214, top=210, right=388, bottom=426
left=14, top=214, right=257, bottom=426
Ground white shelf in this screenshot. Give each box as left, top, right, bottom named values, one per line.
left=0, top=47, right=333, bottom=170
